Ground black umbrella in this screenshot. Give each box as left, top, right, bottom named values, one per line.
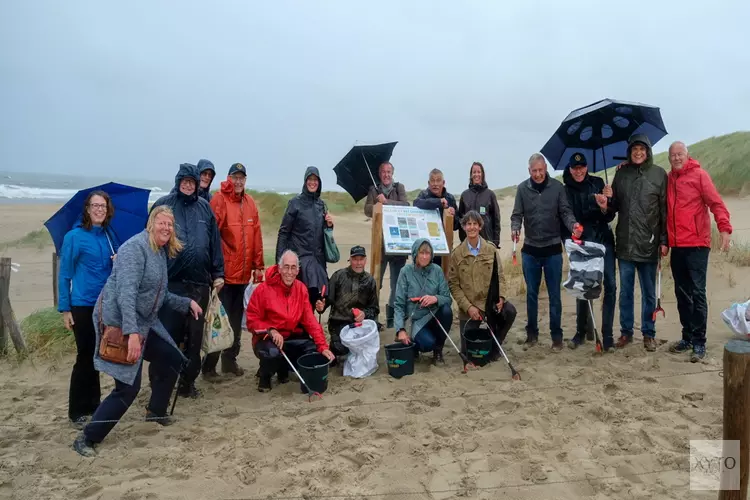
left=333, top=142, right=398, bottom=202
left=540, top=98, right=668, bottom=184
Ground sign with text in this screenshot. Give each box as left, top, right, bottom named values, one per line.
left=381, top=205, right=450, bottom=256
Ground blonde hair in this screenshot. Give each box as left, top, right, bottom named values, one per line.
left=147, top=206, right=183, bottom=258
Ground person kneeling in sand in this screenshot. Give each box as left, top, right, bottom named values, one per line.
left=448, top=210, right=517, bottom=360
left=393, top=239, right=453, bottom=364
left=247, top=250, right=335, bottom=392
left=315, top=245, right=379, bottom=361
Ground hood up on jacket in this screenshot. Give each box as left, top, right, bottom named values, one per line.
left=170, top=163, right=201, bottom=203
left=197, top=159, right=216, bottom=201
left=626, top=133, right=653, bottom=167
left=302, top=166, right=322, bottom=199
left=411, top=238, right=434, bottom=265
left=468, top=163, right=488, bottom=190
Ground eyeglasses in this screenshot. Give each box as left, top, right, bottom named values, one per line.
left=89, top=203, right=107, bottom=210
left=280, top=265, right=298, bottom=272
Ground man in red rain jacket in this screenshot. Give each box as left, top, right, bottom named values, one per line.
left=247, top=249, right=335, bottom=392
left=666, top=141, right=732, bottom=362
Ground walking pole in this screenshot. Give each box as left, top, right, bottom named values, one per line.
left=479, top=314, right=521, bottom=380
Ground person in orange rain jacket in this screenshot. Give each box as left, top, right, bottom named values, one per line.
left=666, top=141, right=732, bottom=363
left=247, top=250, right=334, bottom=393
left=202, top=163, right=264, bottom=379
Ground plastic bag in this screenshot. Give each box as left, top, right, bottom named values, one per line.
left=563, top=239, right=606, bottom=300
left=340, top=319, right=380, bottom=378
left=721, top=300, right=750, bottom=340
left=201, top=289, right=234, bottom=354
left=243, top=283, right=257, bottom=331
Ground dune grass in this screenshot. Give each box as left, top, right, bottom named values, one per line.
left=16, top=307, right=74, bottom=358
left=0, top=228, right=52, bottom=251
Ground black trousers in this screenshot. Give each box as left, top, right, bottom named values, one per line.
left=84, top=332, right=183, bottom=444
left=254, top=334, right=317, bottom=378
left=203, top=283, right=247, bottom=371
left=459, top=301, right=517, bottom=355
left=68, top=306, right=101, bottom=421
left=670, top=247, right=710, bottom=347
left=152, top=282, right=210, bottom=389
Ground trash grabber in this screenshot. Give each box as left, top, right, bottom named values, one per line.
left=260, top=331, right=322, bottom=402
left=479, top=314, right=520, bottom=380
left=652, top=262, right=665, bottom=321
left=586, top=299, right=603, bottom=354
left=317, top=285, right=327, bottom=324
left=512, top=236, right=518, bottom=266
left=413, top=298, right=477, bottom=373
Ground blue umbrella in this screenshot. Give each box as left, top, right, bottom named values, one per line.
left=44, top=182, right=152, bottom=254
left=540, top=98, right=668, bottom=183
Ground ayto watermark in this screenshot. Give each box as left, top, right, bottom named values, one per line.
left=690, top=440, right=740, bottom=491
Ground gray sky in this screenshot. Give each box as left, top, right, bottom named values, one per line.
left=1, top=0, right=748, bottom=193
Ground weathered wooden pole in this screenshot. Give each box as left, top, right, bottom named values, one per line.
left=370, top=203, right=383, bottom=291
left=0, top=258, right=26, bottom=354
left=0, top=259, right=6, bottom=355
left=440, top=212, right=455, bottom=278
left=718, top=339, right=750, bottom=499
left=52, top=252, right=59, bottom=308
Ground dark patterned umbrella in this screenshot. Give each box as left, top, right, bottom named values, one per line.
left=333, top=142, right=398, bottom=202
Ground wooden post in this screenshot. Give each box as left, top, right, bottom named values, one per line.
left=370, top=203, right=384, bottom=292
left=719, top=339, right=750, bottom=499
left=0, top=258, right=27, bottom=354
left=52, top=252, right=59, bottom=308
left=440, top=212, right=455, bottom=278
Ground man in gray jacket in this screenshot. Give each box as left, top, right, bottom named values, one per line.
left=511, top=153, right=581, bottom=351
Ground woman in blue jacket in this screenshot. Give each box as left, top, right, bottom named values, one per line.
left=58, top=191, right=119, bottom=428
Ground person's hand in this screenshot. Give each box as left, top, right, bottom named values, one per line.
left=616, top=161, right=627, bottom=170
left=397, top=329, right=411, bottom=345
left=602, top=185, right=613, bottom=198
left=253, top=269, right=264, bottom=284
left=419, top=295, right=438, bottom=308
left=324, top=213, right=334, bottom=227
left=315, top=299, right=325, bottom=313
left=441, top=198, right=448, bottom=208
left=189, top=300, right=203, bottom=320
left=720, top=232, right=731, bottom=252
left=62, top=311, right=74, bottom=330
left=573, top=223, right=583, bottom=239
left=126, top=334, right=143, bottom=363
left=496, top=297, right=505, bottom=312
left=321, top=349, right=335, bottom=361
left=511, top=230, right=520, bottom=242
left=269, top=329, right=284, bottom=349
left=111, top=253, right=117, bottom=262
left=376, top=194, right=387, bottom=204
left=354, top=310, right=365, bottom=323
left=660, top=245, right=669, bottom=257
left=213, top=277, right=224, bottom=293
left=594, top=194, right=608, bottom=210
left=447, top=207, right=455, bottom=216
left=467, top=305, right=482, bottom=321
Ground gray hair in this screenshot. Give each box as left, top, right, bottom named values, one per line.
left=528, top=153, right=546, bottom=167
left=460, top=210, right=484, bottom=229
left=669, top=141, right=688, bottom=154
left=278, top=249, right=300, bottom=267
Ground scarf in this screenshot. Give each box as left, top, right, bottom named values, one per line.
left=380, top=183, right=394, bottom=196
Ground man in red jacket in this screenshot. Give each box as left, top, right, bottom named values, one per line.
left=247, top=250, right=335, bottom=392
left=666, top=141, right=732, bottom=362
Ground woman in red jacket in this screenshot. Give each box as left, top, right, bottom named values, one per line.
left=666, top=141, right=732, bottom=362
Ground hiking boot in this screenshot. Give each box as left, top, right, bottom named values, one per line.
left=567, top=334, right=585, bottom=350
left=643, top=337, right=657, bottom=352
left=431, top=349, right=445, bottom=365
left=615, top=335, right=632, bottom=348
left=145, top=411, right=175, bottom=426
left=202, top=369, right=222, bottom=383
left=277, top=367, right=289, bottom=384
left=551, top=339, right=564, bottom=352
left=522, top=337, right=538, bottom=351
left=178, top=384, right=202, bottom=399
left=258, top=374, right=272, bottom=393
left=221, top=358, right=245, bottom=377
left=691, top=345, right=706, bottom=363
left=669, top=339, right=692, bottom=353
left=73, top=434, right=96, bottom=457
left=70, top=416, right=88, bottom=430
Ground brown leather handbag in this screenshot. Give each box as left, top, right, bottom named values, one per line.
left=98, top=281, right=162, bottom=365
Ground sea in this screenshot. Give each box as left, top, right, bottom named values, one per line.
left=0, top=170, right=293, bottom=204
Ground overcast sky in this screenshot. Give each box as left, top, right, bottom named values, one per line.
left=1, top=0, right=748, bottom=193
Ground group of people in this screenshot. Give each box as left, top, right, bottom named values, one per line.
left=60, top=133, right=732, bottom=458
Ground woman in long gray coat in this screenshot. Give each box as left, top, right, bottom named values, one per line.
left=73, top=206, right=202, bottom=457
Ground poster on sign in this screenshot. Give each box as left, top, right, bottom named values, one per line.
left=381, top=205, right=450, bottom=255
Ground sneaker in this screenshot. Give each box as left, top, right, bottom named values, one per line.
left=72, top=433, right=96, bottom=457
left=221, top=358, right=245, bottom=377
left=522, top=337, right=538, bottom=351
left=615, top=335, right=632, bottom=348
left=669, top=340, right=693, bottom=353
left=258, top=375, right=272, bottom=393
left=70, top=416, right=88, bottom=430
left=145, top=411, right=175, bottom=426
left=567, top=334, right=585, bottom=350
left=177, top=385, right=202, bottom=399
left=431, top=349, right=445, bottom=365
left=202, top=369, right=222, bottom=383
left=551, top=339, right=564, bottom=352
left=643, top=337, right=657, bottom=352
left=691, top=345, right=706, bottom=363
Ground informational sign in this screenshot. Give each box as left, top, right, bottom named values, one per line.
left=381, top=205, right=450, bottom=255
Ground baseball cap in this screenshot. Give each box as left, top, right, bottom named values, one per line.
left=569, top=153, right=588, bottom=168
left=228, top=163, right=247, bottom=176
left=350, top=245, right=367, bottom=258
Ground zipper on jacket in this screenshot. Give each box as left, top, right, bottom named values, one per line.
left=240, top=197, right=247, bottom=283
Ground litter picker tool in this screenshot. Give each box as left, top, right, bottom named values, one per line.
left=512, top=234, right=518, bottom=266
left=652, top=261, right=665, bottom=321
left=411, top=297, right=476, bottom=373
left=317, top=285, right=327, bottom=324
left=260, top=331, right=322, bottom=402
left=480, top=313, right=521, bottom=380
left=586, top=300, right=603, bottom=354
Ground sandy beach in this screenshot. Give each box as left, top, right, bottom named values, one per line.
left=1, top=198, right=749, bottom=499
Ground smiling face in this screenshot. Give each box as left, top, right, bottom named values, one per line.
left=668, top=143, right=688, bottom=170
left=350, top=255, right=366, bottom=273
left=179, top=177, right=196, bottom=196
left=463, top=219, right=481, bottom=240
left=152, top=212, right=174, bottom=247
left=231, top=173, right=246, bottom=194
left=200, top=171, right=214, bottom=189
left=570, top=165, right=587, bottom=182
left=529, top=160, right=547, bottom=183
left=279, top=252, right=299, bottom=286
left=416, top=243, right=432, bottom=268
left=630, top=144, right=648, bottom=165
left=306, top=175, right=320, bottom=193
left=87, top=194, right=107, bottom=226
left=470, top=164, right=483, bottom=185
left=379, top=163, right=394, bottom=186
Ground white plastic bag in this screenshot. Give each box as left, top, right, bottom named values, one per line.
left=201, top=289, right=234, bottom=354
left=563, top=239, right=606, bottom=300
left=340, top=319, right=380, bottom=378
left=243, top=283, right=257, bottom=330
left=721, top=300, right=750, bottom=340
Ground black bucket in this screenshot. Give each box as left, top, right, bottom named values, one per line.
left=297, top=353, right=331, bottom=394
left=384, top=342, right=415, bottom=378
left=462, top=326, right=493, bottom=367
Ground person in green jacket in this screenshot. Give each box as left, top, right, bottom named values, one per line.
left=393, top=238, right=453, bottom=364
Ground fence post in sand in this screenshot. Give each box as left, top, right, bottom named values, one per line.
left=52, top=252, right=59, bottom=309
left=440, top=212, right=455, bottom=278
left=370, top=203, right=383, bottom=291
left=0, top=257, right=27, bottom=355
left=718, top=339, right=750, bottom=499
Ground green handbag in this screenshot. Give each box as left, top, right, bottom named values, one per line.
left=322, top=202, right=340, bottom=263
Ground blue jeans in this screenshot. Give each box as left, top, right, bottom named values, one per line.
left=618, top=259, right=657, bottom=338
left=413, top=304, right=452, bottom=352
left=522, top=252, right=563, bottom=341
left=575, top=243, right=617, bottom=346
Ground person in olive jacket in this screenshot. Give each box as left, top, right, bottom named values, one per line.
left=457, top=162, right=501, bottom=247
left=560, top=153, right=617, bottom=352
left=607, top=134, right=668, bottom=352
